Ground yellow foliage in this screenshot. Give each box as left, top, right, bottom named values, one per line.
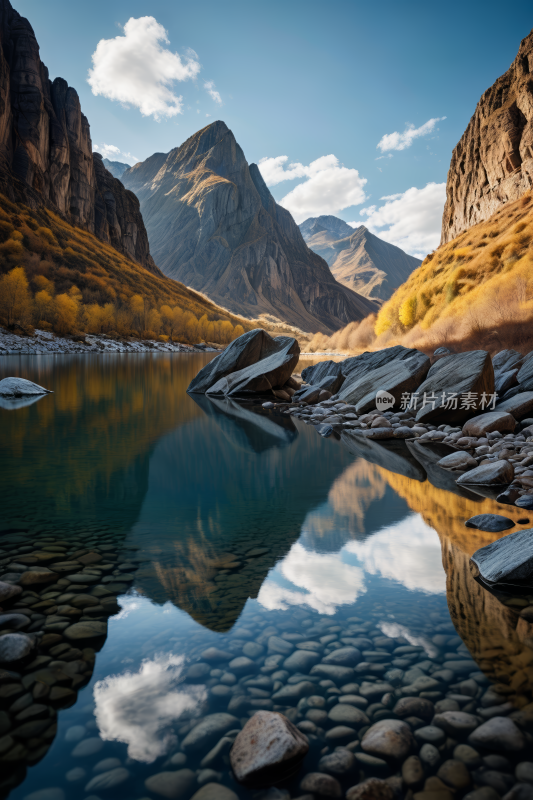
left=398, top=295, right=417, bottom=328
left=0, top=266, right=32, bottom=325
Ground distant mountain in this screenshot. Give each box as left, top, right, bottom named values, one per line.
left=300, top=216, right=421, bottom=303
left=122, top=122, right=377, bottom=333
left=102, top=158, right=130, bottom=178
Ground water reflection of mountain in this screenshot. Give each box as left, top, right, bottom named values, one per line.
left=0, top=355, right=208, bottom=536
left=128, top=408, right=360, bottom=631
left=383, top=468, right=533, bottom=710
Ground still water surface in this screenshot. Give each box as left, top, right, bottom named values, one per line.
left=1, top=355, right=532, bottom=800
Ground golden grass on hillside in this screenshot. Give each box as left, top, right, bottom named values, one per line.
left=0, top=193, right=253, bottom=343
left=374, top=190, right=533, bottom=353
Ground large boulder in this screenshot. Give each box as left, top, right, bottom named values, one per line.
left=496, top=392, right=533, bottom=421
left=456, top=460, right=514, bottom=487
left=517, top=353, right=533, bottom=391
left=341, top=345, right=424, bottom=382
left=493, top=350, right=524, bottom=373
left=301, top=360, right=344, bottom=389
left=471, top=528, right=533, bottom=587
left=230, top=711, right=309, bottom=787
left=0, top=377, right=52, bottom=396
left=206, top=337, right=299, bottom=396
left=414, top=351, right=494, bottom=425
left=187, top=329, right=276, bottom=393
left=338, top=352, right=430, bottom=412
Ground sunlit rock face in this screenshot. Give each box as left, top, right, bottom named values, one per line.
left=0, top=0, right=156, bottom=270
left=441, top=29, right=533, bottom=244
left=122, top=121, right=377, bottom=333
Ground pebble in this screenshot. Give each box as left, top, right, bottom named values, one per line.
left=361, top=719, right=414, bottom=761
left=84, top=767, right=130, bottom=791
left=516, top=763, right=533, bottom=784
left=415, top=725, right=447, bottom=745
left=190, top=785, right=239, bottom=800
left=394, top=697, right=434, bottom=720
left=0, top=632, right=34, bottom=662
left=144, top=769, right=196, bottom=798
left=468, top=717, right=526, bottom=751
left=65, top=768, right=86, bottom=782
left=345, top=778, right=395, bottom=800
left=23, top=791, right=65, bottom=800
left=182, top=713, right=239, bottom=752
left=0, top=580, right=23, bottom=602
left=300, top=772, right=342, bottom=798
left=402, top=755, right=425, bottom=787
left=437, top=759, right=472, bottom=789
left=93, top=757, right=123, bottom=773
left=465, top=514, right=515, bottom=532
left=328, top=704, right=369, bottom=727
left=71, top=737, right=104, bottom=757
left=419, top=743, right=441, bottom=769
left=318, top=749, right=356, bottom=775
left=433, top=711, right=480, bottom=736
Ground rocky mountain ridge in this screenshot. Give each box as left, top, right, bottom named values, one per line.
left=0, top=0, right=156, bottom=272
left=102, top=158, right=130, bottom=179
left=300, top=217, right=421, bottom=302
left=441, top=28, right=533, bottom=244
left=122, top=122, right=377, bottom=333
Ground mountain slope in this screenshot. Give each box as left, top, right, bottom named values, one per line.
left=122, top=122, right=377, bottom=334
left=300, top=217, right=421, bottom=302
left=0, top=0, right=154, bottom=272
left=441, top=28, right=533, bottom=244
left=102, top=158, right=130, bottom=178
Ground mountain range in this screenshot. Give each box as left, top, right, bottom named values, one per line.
left=122, top=122, right=377, bottom=333
left=299, top=216, right=421, bottom=302
left=102, top=158, right=130, bottom=179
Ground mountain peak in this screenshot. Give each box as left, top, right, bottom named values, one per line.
left=300, top=215, right=355, bottom=241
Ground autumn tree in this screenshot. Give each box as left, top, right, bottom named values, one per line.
left=34, top=289, right=54, bottom=324
left=54, top=293, right=79, bottom=335
left=0, top=266, right=32, bottom=325
left=232, top=324, right=245, bottom=340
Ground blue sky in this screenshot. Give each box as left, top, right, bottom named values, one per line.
left=17, top=0, right=533, bottom=257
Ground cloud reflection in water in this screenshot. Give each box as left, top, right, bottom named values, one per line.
left=94, top=654, right=206, bottom=762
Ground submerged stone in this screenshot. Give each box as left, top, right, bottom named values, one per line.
left=471, top=529, right=533, bottom=586
left=465, top=514, right=515, bottom=533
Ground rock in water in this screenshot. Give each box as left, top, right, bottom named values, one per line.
left=456, top=460, right=514, bottom=486
left=468, top=717, right=526, bottom=752
left=415, top=351, right=494, bottom=425
left=462, top=411, right=516, bottom=437
left=229, top=710, right=309, bottom=787
left=339, top=345, right=425, bottom=387
left=182, top=713, right=239, bottom=752
left=361, top=719, right=414, bottom=761
left=471, top=528, right=533, bottom=586
left=207, top=337, right=299, bottom=396
left=438, top=452, right=478, bottom=471
left=187, top=329, right=272, bottom=393
left=301, top=360, right=345, bottom=389
left=122, top=121, right=376, bottom=333
left=0, top=581, right=22, bottom=602
left=465, top=514, right=515, bottom=533
left=0, top=632, right=34, bottom=663
left=441, top=30, right=533, bottom=244
left=0, top=377, right=52, bottom=396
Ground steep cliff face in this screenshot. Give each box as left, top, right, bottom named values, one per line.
left=0, top=0, right=156, bottom=272
left=441, top=28, right=533, bottom=244
left=300, top=217, right=420, bottom=302
left=122, top=121, right=377, bottom=334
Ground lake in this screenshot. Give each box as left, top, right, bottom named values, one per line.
left=1, top=355, right=532, bottom=800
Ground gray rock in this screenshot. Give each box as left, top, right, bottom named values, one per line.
left=93, top=757, right=123, bottom=773
left=345, top=778, right=395, bottom=800
left=419, top=743, right=441, bottom=769
left=268, top=636, right=294, bottom=655
left=318, top=749, right=356, bottom=775
left=84, top=768, right=130, bottom=791
left=65, top=767, right=86, bottom=782
left=272, top=681, right=316, bottom=702
left=323, top=647, right=361, bottom=667
left=517, top=353, right=533, bottom=391
left=471, top=528, right=533, bottom=586
left=437, top=759, right=472, bottom=789
left=341, top=345, right=424, bottom=382
left=354, top=427, right=395, bottom=440
left=465, top=514, right=515, bottom=532
left=454, top=744, right=482, bottom=767
left=414, top=725, right=446, bottom=745
left=495, top=369, right=519, bottom=395
left=516, top=763, right=533, bottom=785
left=0, top=613, right=30, bottom=630
left=361, top=719, right=414, bottom=761
left=456, top=459, right=514, bottom=486
left=190, top=785, right=239, bottom=800
left=0, top=581, right=22, bottom=602
left=144, top=769, right=196, bottom=798
left=328, top=704, right=369, bottom=727
left=438, top=451, right=478, bottom=471
left=302, top=360, right=344, bottom=386
left=496, top=392, right=533, bottom=420
left=502, top=786, right=533, bottom=800
left=338, top=352, right=430, bottom=413
left=394, top=697, right=434, bottom=720
left=516, top=495, right=533, bottom=510
left=201, top=647, right=233, bottom=663
left=0, top=632, right=34, bottom=663
left=71, top=737, right=104, bottom=757
left=464, top=789, right=501, bottom=800
left=310, top=664, right=355, bottom=683
left=493, top=350, right=524, bottom=372
left=468, top=717, right=526, bottom=751
left=294, top=385, right=322, bottom=404
left=23, top=791, right=65, bottom=800
left=300, top=772, right=342, bottom=797
left=402, top=755, right=424, bottom=787
left=283, top=650, right=320, bottom=672
left=228, top=656, right=257, bottom=676
left=433, top=711, right=480, bottom=737
left=182, top=713, right=239, bottom=752
left=230, top=710, right=309, bottom=786
left=463, top=411, right=516, bottom=437
left=415, top=351, right=494, bottom=425
left=188, top=329, right=272, bottom=393
left=207, top=337, right=300, bottom=397
left=64, top=621, right=107, bottom=641
left=0, top=377, right=52, bottom=396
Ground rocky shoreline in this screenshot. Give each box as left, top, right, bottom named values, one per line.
left=0, top=328, right=219, bottom=356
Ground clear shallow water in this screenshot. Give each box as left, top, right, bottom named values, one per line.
left=1, top=355, right=532, bottom=800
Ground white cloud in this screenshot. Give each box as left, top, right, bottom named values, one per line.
left=204, top=80, right=222, bottom=105
left=349, top=182, right=446, bottom=259
left=88, top=16, right=200, bottom=120
left=93, top=654, right=206, bottom=763
left=345, top=513, right=446, bottom=594
left=379, top=622, right=439, bottom=658
left=257, top=542, right=366, bottom=615
left=93, top=143, right=138, bottom=165
left=258, top=154, right=367, bottom=224
left=377, top=117, right=446, bottom=152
